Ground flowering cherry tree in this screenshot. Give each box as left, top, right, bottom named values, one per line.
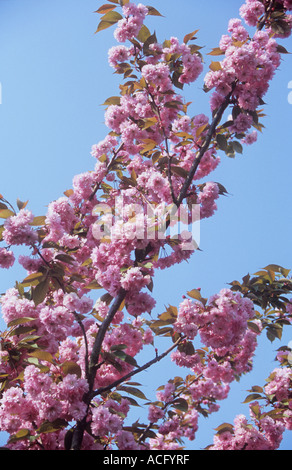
left=0, top=0, right=292, bottom=451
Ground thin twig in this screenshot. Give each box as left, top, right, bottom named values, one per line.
left=73, top=311, right=90, bottom=379
left=89, top=142, right=124, bottom=202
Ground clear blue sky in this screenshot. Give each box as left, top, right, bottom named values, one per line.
left=0, top=0, right=292, bottom=450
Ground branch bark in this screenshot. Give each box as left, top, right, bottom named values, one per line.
left=70, top=288, right=127, bottom=450
left=87, top=287, right=127, bottom=391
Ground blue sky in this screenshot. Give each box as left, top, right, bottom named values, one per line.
left=0, top=0, right=292, bottom=450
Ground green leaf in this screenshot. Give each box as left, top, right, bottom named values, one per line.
left=187, top=289, right=202, bottom=301
left=164, top=100, right=183, bottom=110
left=243, top=393, right=263, bottom=404
left=146, top=6, right=164, bottom=17
left=209, top=61, right=222, bottom=72
left=249, top=403, right=260, bottom=420
left=8, top=317, right=35, bottom=327
left=62, top=361, right=82, bottom=378
left=55, top=253, right=75, bottom=265
left=102, top=96, right=121, bottom=107
left=141, top=138, right=157, bottom=153
left=95, top=4, right=117, bottom=14
left=111, top=348, right=138, bottom=367
left=37, top=419, right=67, bottom=434
left=276, top=44, right=290, bottom=54
left=232, top=141, right=243, bottom=154
left=26, top=357, right=39, bottom=366
left=110, top=344, right=127, bottom=351
left=95, top=21, right=111, bottom=33
left=21, top=271, right=45, bottom=287
left=266, top=324, right=283, bottom=342
left=0, top=209, right=14, bottom=219
left=32, top=278, right=50, bottom=306
left=101, top=351, right=123, bottom=372
left=118, top=385, right=148, bottom=400
left=216, top=134, right=228, bottom=151
left=215, top=423, right=234, bottom=435
left=247, top=321, right=261, bottom=334
left=15, top=429, right=31, bottom=439
left=263, top=264, right=290, bottom=277
left=29, top=350, right=54, bottom=363
left=30, top=216, right=46, bottom=226
left=137, top=24, right=151, bottom=42
left=16, top=198, right=29, bottom=210
left=249, top=385, right=264, bottom=393
left=9, top=325, right=36, bottom=337
left=101, top=10, right=123, bottom=22
left=170, top=166, right=189, bottom=179
left=171, top=398, right=188, bottom=412
left=208, top=47, right=225, bottom=56
left=96, top=13, right=122, bottom=34
left=178, top=341, right=195, bottom=356
left=84, top=280, right=102, bottom=290
left=183, top=29, right=199, bottom=44
left=143, top=32, right=158, bottom=56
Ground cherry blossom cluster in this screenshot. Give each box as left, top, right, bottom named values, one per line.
left=174, top=288, right=255, bottom=349
left=210, top=359, right=292, bottom=450
left=144, top=289, right=261, bottom=448
left=240, top=0, right=292, bottom=36
left=205, top=18, right=281, bottom=126
left=211, top=412, right=285, bottom=450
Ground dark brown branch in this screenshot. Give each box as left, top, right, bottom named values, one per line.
left=93, top=335, right=184, bottom=398
left=70, top=288, right=127, bottom=450
left=89, top=142, right=124, bottom=202
left=258, top=0, right=275, bottom=31
left=87, top=288, right=127, bottom=391
left=176, top=85, right=235, bottom=206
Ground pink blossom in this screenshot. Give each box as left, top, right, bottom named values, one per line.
left=148, top=405, right=165, bottom=423
left=230, top=113, right=253, bottom=133
left=108, top=45, right=131, bottom=68
left=114, top=3, right=148, bottom=43
left=116, top=430, right=141, bottom=450
left=3, top=209, right=37, bottom=246
left=199, top=288, right=254, bottom=350
left=264, top=367, right=292, bottom=402
left=240, top=0, right=265, bottom=27
left=91, top=406, right=122, bottom=436
left=241, top=130, right=258, bottom=145
left=197, top=182, right=220, bottom=219
left=18, top=254, right=42, bottom=272
left=121, top=266, right=150, bottom=291
left=0, top=288, right=36, bottom=325
left=142, top=63, right=173, bottom=92
left=0, top=248, right=15, bottom=269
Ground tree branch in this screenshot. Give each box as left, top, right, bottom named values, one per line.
left=70, top=288, right=127, bottom=450
left=92, top=335, right=184, bottom=398
left=87, top=287, right=127, bottom=391
left=177, top=85, right=235, bottom=206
